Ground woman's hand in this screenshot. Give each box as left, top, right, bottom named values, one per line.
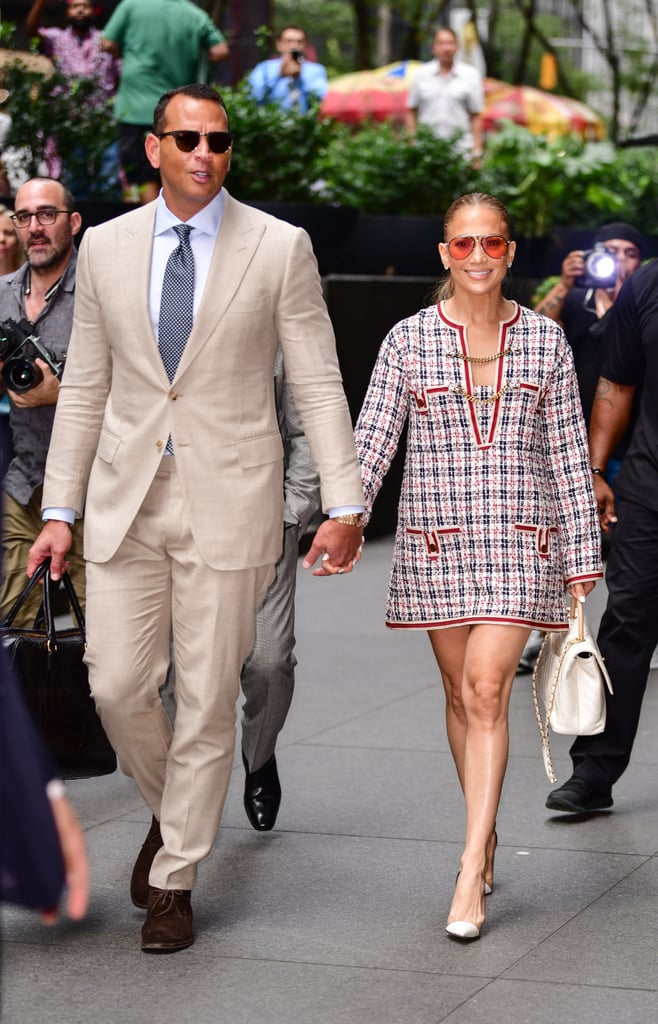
left=567, top=580, right=597, bottom=603
left=41, top=791, right=89, bottom=925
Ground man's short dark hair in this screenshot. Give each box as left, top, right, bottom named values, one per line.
left=434, top=25, right=458, bottom=42
left=277, top=25, right=307, bottom=41
left=152, top=84, right=230, bottom=135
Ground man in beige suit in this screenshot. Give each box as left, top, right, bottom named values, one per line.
left=28, top=84, right=365, bottom=954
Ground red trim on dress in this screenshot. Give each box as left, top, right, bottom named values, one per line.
left=386, top=615, right=568, bottom=631
left=437, top=302, right=521, bottom=450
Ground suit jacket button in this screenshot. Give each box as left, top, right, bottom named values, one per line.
left=156, top=440, right=164, bottom=449
left=169, top=389, right=177, bottom=400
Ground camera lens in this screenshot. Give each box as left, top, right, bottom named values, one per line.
left=586, top=250, right=616, bottom=283
left=4, top=357, right=43, bottom=393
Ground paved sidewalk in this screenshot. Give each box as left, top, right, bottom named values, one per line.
left=2, top=537, right=657, bottom=1023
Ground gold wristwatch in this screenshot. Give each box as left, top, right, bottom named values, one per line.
left=331, top=513, right=365, bottom=527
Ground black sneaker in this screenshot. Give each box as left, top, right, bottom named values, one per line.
left=546, top=775, right=613, bottom=813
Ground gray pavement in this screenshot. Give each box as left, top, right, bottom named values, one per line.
left=2, top=536, right=658, bottom=1023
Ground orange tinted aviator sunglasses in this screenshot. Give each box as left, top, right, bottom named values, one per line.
left=447, top=235, right=510, bottom=260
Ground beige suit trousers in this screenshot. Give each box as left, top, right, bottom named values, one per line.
left=84, top=458, right=274, bottom=890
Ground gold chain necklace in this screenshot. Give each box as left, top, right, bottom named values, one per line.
left=455, top=347, right=511, bottom=364
left=456, top=383, right=511, bottom=404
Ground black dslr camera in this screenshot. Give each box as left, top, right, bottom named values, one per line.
left=290, top=49, right=304, bottom=62
left=575, top=244, right=618, bottom=290
left=0, top=317, right=63, bottom=393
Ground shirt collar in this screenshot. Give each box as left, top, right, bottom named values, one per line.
left=154, top=188, right=225, bottom=239
left=431, top=59, right=458, bottom=77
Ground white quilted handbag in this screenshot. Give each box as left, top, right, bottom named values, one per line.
left=532, top=598, right=613, bottom=782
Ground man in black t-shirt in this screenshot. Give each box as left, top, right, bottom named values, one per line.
left=546, top=258, right=658, bottom=812
left=535, top=222, right=644, bottom=479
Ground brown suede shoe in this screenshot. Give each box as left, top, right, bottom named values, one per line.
left=141, top=887, right=194, bottom=953
left=130, top=816, right=163, bottom=909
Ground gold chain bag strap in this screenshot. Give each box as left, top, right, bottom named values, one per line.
left=531, top=598, right=613, bottom=782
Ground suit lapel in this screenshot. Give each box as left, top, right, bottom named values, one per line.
left=173, top=194, right=265, bottom=380
left=111, top=203, right=170, bottom=381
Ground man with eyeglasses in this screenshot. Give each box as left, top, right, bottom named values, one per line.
left=100, top=0, right=229, bottom=204
left=28, top=83, right=365, bottom=954
left=0, top=177, right=84, bottom=626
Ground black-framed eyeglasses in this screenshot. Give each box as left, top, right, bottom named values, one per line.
left=10, top=209, right=71, bottom=229
left=157, top=130, right=233, bottom=154
left=447, top=234, right=511, bottom=260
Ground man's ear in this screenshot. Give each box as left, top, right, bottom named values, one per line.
left=70, top=211, right=82, bottom=237
left=144, top=132, right=161, bottom=171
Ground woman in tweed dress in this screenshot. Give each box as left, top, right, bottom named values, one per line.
left=354, top=193, right=602, bottom=940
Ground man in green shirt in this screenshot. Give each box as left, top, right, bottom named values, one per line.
left=101, top=0, right=229, bottom=203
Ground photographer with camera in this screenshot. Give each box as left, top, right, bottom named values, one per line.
left=247, top=25, right=328, bottom=112
left=534, top=223, right=644, bottom=467
left=515, top=224, right=645, bottom=676
left=0, top=177, right=84, bottom=626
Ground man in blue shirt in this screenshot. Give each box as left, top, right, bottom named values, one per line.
left=247, top=25, right=328, bottom=112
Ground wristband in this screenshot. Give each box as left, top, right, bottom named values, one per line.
left=591, top=467, right=606, bottom=476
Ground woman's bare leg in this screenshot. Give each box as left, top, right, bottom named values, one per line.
left=431, top=623, right=530, bottom=932
left=429, top=626, right=469, bottom=789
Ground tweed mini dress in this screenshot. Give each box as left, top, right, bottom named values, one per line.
left=355, top=301, right=603, bottom=631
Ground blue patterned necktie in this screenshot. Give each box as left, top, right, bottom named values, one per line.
left=158, top=223, right=195, bottom=382
left=158, top=223, right=194, bottom=454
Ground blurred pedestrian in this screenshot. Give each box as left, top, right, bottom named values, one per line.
left=247, top=25, right=328, bottom=112
left=25, top=0, right=122, bottom=198
left=0, top=204, right=23, bottom=274
left=405, top=26, right=484, bottom=166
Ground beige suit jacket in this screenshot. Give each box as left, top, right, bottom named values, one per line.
left=42, top=192, right=364, bottom=568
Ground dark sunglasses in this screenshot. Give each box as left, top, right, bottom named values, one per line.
left=157, top=130, right=233, bottom=154
left=447, top=235, right=511, bottom=260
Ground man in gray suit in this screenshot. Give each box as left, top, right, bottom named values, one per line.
left=241, top=350, right=320, bottom=831
left=28, top=83, right=365, bottom=954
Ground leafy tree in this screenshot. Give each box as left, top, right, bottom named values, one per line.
left=2, top=56, right=118, bottom=199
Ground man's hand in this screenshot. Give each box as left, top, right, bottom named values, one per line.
left=280, top=51, right=302, bottom=78
left=28, top=520, right=73, bottom=580
left=303, top=520, right=363, bottom=577
left=8, top=359, right=60, bottom=408
left=593, top=474, right=617, bottom=533
left=560, top=250, right=586, bottom=291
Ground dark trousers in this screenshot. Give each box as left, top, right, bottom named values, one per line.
left=570, top=497, right=658, bottom=789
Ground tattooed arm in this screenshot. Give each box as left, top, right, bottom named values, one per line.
left=588, top=376, right=635, bottom=530
left=534, top=250, right=586, bottom=324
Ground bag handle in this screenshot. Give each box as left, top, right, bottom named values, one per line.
left=1, top=559, right=51, bottom=628
left=1, top=558, right=85, bottom=644
left=532, top=597, right=587, bottom=783
left=42, top=562, right=86, bottom=644
left=569, top=596, right=585, bottom=641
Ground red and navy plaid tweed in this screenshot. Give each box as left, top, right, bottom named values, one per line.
left=355, top=302, right=603, bottom=631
